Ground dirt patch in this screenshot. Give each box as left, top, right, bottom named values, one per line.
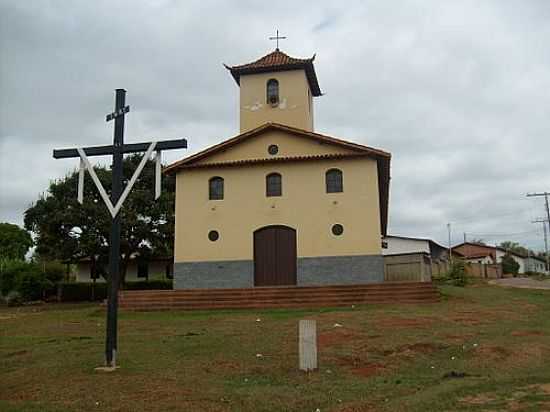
left=443, top=333, right=475, bottom=343
left=459, top=393, right=498, bottom=405
left=374, top=316, right=434, bottom=328
left=5, top=350, right=29, bottom=358
left=351, top=363, right=386, bottom=378
left=215, top=360, right=241, bottom=371
left=336, top=355, right=387, bottom=378
left=333, top=402, right=378, bottom=412
left=473, top=345, right=510, bottom=360
left=511, top=330, right=544, bottom=337
left=318, top=328, right=363, bottom=349
left=450, top=316, right=484, bottom=325
left=523, top=383, right=550, bottom=395
left=381, top=342, right=446, bottom=358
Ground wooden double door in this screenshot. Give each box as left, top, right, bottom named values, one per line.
left=253, top=225, right=297, bottom=286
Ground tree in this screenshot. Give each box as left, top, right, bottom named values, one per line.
left=499, top=241, right=529, bottom=257
left=24, top=155, right=175, bottom=284
left=0, top=222, right=33, bottom=260
left=501, top=252, right=520, bottom=275
left=470, top=238, right=486, bottom=245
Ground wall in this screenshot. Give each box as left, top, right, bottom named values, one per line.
left=382, top=237, right=430, bottom=256
left=383, top=253, right=431, bottom=282
left=175, top=156, right=381, bottom=263
left=75, top=260, right=172, bottom=283
left=239, top=70, right=314, bottom=132
left=193, top=130, right=357, bottom=166
left=454, top=243, right=496, bottom=261
left=525, top=257, right=548, bottom=273
left=465, top=262, right=502, bottom=279
left=466, top=256, right=493, bottom=265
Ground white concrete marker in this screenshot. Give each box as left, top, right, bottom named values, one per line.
left=299, top=319, right=317, bottom=372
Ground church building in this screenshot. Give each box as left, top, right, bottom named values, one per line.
left=165, top=48, right=391, bottom=289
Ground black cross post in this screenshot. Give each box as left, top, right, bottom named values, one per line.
left=269, top=29, right=287, bottom=50
left=53, top=89, right=187, bottom=367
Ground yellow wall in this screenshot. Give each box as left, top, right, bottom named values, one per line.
left=174, top=157, right=381, bottom=263
left=194, top=129, right=357, bottom=165
left=239, top=70, right=314, bottom=132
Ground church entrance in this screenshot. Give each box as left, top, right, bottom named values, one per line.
left=253, top=225, right=297, bottom=286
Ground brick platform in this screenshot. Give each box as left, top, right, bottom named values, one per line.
left=118, top=282, right=440, bottom=311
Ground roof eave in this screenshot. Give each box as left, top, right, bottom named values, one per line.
left=225, top=62, right=322, bottom=97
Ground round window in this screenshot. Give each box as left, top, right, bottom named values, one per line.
left=331, top=224, right=344, bottom=236
left=208, top=230, right=219, bottom=242
left=268, top=144, right=279, bottom=155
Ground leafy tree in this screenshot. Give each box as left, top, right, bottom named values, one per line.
left=470, top=238, right=486, bottom=245
left=499, top=241, right=529, bottom=257
left=24, top=155, right=175, bottom=285
left=501, top=253, right=520, bottom=275
left=0, top=222, right=33, bottom=260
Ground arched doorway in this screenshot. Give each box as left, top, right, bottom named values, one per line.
left=253, top=225, right=297, bottom=286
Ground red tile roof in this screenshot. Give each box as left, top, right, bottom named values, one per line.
left=224, top=49, right=322, bottom=96
left=164, top=122, right=391, bottom=235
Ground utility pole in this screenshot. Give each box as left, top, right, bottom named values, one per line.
left=447, top=223, right=453, bottom=263
left=527, top=192, right=550, bottom=230
left=532, top=218, right=550, bottom=273
left=527, top=192, right=550, bottom=274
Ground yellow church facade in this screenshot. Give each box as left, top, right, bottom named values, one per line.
left=165, top=49, right=391, bottom=288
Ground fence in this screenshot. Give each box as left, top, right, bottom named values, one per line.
left=384, top=253, right=432, bottom=282
left=464, top=262, right=502, bottom=279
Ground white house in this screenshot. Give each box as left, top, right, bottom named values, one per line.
left=382, top=235, right=449, bottom=261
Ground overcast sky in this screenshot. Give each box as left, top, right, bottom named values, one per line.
left=1, top=0, right=549, bottom=250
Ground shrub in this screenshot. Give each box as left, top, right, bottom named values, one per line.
left=58, top=282, right=108, bottom=302
left=0, top=259, right=64, bottom=302
left=55, top=279, right=173, bottom=302
left=17, top=269, right=49, bottom=301
left=3, top=291, right=22, bottom=306
left=41, top=261, right=66, bottom=284
left=447, top=259, right=467, bottom=287
left=123, top=280, right=173, bottom=290
left=501, top=253, right=520, bottom=276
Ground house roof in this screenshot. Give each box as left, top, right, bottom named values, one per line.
left=452, top=242, right=529, bottom=260
left=164, top=122, right=391, bottom=235
left=384, top=235, right=447, bottom=251
left=224, top=49, right=322, bottom=96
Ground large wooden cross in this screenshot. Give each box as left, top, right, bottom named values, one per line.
left=53, top=89, right=187, bottom=367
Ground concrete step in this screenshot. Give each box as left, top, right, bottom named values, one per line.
left=120, top=298, right=441, bottom=311
left=120, top=284, right=436, bottom=298
left=117, top=282, right=440, bottom=311
left=119, top=290, right=439, bottom=304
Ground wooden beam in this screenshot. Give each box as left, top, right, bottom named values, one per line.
left=53, top=139, right=187, bottom=159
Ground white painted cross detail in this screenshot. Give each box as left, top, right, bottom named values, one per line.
left=76, top=142, right=159, bottom=217
left=106, top=105, right=130, bottom=122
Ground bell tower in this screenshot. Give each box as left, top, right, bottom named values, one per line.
left=225, top=49, right=322, bottom=133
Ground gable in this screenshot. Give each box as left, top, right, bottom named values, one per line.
left=193, top=129, right=359, bottom=165
left=164, top=122, right=391, bottom=236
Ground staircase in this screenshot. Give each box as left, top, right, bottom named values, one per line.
left=118, top=282, right=440, bottom=311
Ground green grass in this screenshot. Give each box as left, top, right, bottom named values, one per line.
left=1, top=284, right=550, bottom=411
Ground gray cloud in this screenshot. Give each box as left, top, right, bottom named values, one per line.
left=1, top=0, right=549, bottom=251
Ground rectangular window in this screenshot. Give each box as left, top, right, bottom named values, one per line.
left=209, top=177, right=224, bottom=200
left=266, top=173, right=282, bottom=197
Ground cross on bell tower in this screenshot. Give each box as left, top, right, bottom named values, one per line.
left=269, top=29, right=286, bottom=50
